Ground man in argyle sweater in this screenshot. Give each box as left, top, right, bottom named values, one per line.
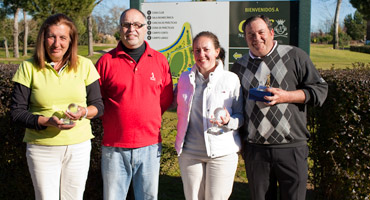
left=231, top=15, right=328, bottom=200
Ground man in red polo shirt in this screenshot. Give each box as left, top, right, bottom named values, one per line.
left=95, top=8, right=173, bottom=200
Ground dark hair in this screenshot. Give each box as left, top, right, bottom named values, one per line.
left=242, top=15, right=273, bottom=35
left=193, top=31, right=226, bottom=64
left=120, top=8, right=147, bottom=24
left=33, top=13, right=78, bottom=71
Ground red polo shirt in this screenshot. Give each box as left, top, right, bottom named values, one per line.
left=96, top=41, right=173, bottom=148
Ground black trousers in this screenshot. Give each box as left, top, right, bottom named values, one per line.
left=243, top=144, right=309, bottom=200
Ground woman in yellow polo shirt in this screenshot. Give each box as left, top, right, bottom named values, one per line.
left=10, top=13, right=103, bottom=200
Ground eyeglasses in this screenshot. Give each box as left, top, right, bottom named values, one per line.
left=121, top=22, right=146, bottom=29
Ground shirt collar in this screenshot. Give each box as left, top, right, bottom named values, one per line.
left=49, top=61, right=68, bottom=75
left=249, top=40, right=278, bottom=59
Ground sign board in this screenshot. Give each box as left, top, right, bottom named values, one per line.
left=141, top=1, right=301, bottom=84
left=141, top=2, right=229, bottom=84
left=229, top=1, right=299, bottom=66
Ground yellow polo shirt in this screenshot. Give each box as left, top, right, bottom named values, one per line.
left=12, top=56, right=100, bottom=145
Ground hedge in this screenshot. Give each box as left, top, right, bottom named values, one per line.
left=350, top=45, right=370, bottom=54
left=308, top=62, right=370, bottom=199
left=0, top=63, right=369, bottom=199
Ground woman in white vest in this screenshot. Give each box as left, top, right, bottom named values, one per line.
left=175, top=31, right=244, bottom=200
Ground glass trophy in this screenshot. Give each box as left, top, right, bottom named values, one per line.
left=208, top=107, right=227, bottom=134
left=61, top=103, right=78, bottom=125
left=249, top=74, right=273, bottom=102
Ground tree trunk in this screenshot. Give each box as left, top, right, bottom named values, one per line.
left=366, top=20, right=370, bottom=44
left=333, top=0, right=342, bottom=49
left=13, top=8, right=20, bottom=58
left=23, top=9, right=28, bottom=56
left=4, top=37, right=9, bottom=58
left=87, top=14, right=94, bottom=56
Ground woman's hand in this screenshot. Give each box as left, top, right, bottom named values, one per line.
left=210, top=107, right=230, bottom=127
left=38, top=116, right=76, bottom=130
left=64, top=106, right=85, bottom=121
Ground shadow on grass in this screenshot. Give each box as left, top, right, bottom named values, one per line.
left=159, top=174, right=315, bottom=200
left=159, top=175, right=251, bottom=200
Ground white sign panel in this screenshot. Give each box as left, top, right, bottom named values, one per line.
left=141, top=2, right=229, bottom=83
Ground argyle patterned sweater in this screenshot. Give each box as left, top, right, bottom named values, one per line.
left=231, top=44, right=328, bottom=147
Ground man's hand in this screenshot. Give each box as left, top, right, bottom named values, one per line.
left=264, top=87, right=306, bottom=106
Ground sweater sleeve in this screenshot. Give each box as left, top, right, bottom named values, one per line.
left=86, top=80, right=104, bottom=119
left=10, top=83, right=47, bottom=130
left=296, top=48, right=328, bottom=107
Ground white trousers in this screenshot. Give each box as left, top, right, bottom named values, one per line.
left=178, top=152, right=239, bottom=200
left=26, top=140, right=91, bottom=200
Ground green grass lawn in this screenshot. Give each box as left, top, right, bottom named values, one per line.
left=310, top=44, right=370, bottom=69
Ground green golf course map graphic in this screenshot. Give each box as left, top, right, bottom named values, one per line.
left=158, top=22, right=195, bottom=85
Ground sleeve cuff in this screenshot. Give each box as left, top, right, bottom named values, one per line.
left=34, top=115, right=47, bottom=130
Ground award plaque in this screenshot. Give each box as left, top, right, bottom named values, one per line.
left=249, top=75, right=273, bottom=102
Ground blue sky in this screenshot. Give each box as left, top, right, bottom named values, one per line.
left=93, top=0, right=357, bottom=32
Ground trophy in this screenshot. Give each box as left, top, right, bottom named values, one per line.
left=249, top=74, right=273, bottom=102
left=208, top=107, right=227, bottom=133
left=61, top=103, right=79, bottom=125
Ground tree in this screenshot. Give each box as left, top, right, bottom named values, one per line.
left=3, top=0, right=30, bottom=58
left=0, top=7, right=12, bottom=58
left=344, top=11, right=366, bottom=40
left=0, top=0, right=10, bottom=58
left=19, top=1, right=32, bottom=57
left=109, top=6, right=126, bottom=34
left=28, top=0, right=103, bottom=56
left=0, top=0, right=6, bottom=19
left=94, top=15, right=110, bottom=34
left=94, top=5, right=126, bottom=40
left=333, top=0, right=342, bottom=49
left=29, top=0, right=95, bottom=21
left=350, top=0, right=370, bottom=43
left=87, top=13, right=94, bottom=56
left=350, top=0, right=370, bottom=19
left=330, top=23, right=351, bottom=47
left=12, top=7, right=19, bottom=58
left=86, top=0, right=103, bottom=56
left=22, top=8, right=28, bottom=56
left=1, top=20, right=13, bottom=58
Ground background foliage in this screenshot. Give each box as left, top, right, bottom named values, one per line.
left=350, top=45, right=370, bottom=54
left=344, top=11, right=367, bottom=41
left=308, top=63, right=370, bottom=200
